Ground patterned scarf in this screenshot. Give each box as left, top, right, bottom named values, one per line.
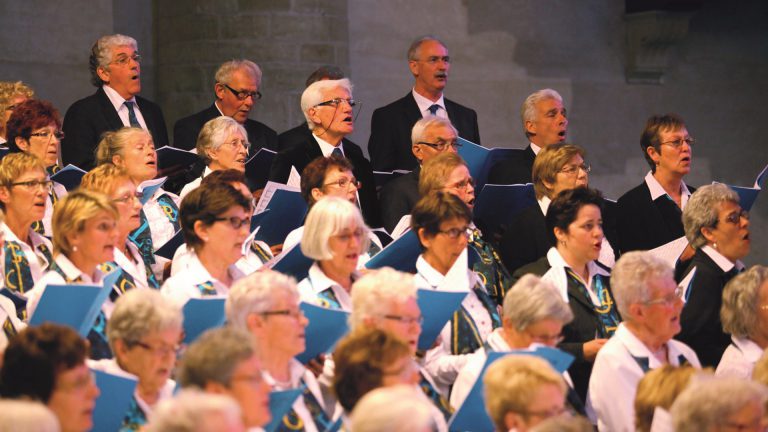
left=448, top=283, right=502, bottom=355
left=469, top=228, right=512, bottom=307
left=565, top=268, right=620, bottom=338
left=275, top=378, right=334, bottom=432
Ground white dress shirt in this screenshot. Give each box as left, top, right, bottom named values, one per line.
left=26, top=254, right=106, bottom=318
left=297, top=262, right=355, bottom=311
left=170, top=243, right=270, bottom=277
left=179, top=166, right=213, bottom=200
left=88, top=358, right=176, bottom=419
left=102, top=84, right=148, bottom=130
left=644, top=170, right=691, bottom=210
left=412, top=89, right=447, bottom=120
left=113, top=242, right=150, bottom=289
left=0, top=223, right=53, bottom=288
left=160, top=253, right=244, bottom=307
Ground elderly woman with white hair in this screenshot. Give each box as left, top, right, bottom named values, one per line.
left=670, top=376, right=768, bottom=432
left=451, top=274, right=575, bottom=409
left=717, top=265, right=768, bottom=378
left=677, top=183, right=751, bottom=368
left=179, top=116, right=250, bottom=199
left=350, top=267, right=450, bottom=428
left=298, top=196, right=370, bottom=311
left=146, top=390, right=245, bottom=432
left=226, top=269, right=337, bottom=432
left=268, top=77, right=379, bottom=228
left=350, top=385, right=437, bottom=432
left=88, top=288, right=183, bottom=430
left=589, top=251, right=700, bottom=432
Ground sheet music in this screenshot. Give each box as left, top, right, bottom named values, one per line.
left=254, top=181, right=300, bottom=214
left=647, top=236, right=689, bottom=269
left=287, top=165, right=302, bottom=188
left=390, top=214, right=412, bottom=239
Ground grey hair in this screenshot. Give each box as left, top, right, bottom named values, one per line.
left=407, top=35, right=446, bottom=61
left=226, top=269, right=300, bottom=331
left=196, top=116, right=248, bottom=166
left=410, top=116, right=458, bottom=146
left=177, top=327, right=255, bottom=389
left=610, top=251, right=674, bottom=320
left=146, top=389, right=243, bottom=432
left=671, top=376, right=768, bottom=432
left=300, top=196, right=371, bottom=261
left=350, top=268, right=417, bottom=330
left=214, top=59, right=263, bottom=88
left=89, top=34, right=138, bottom=87
left=502, top=274, right=573, bottom=331
left=530, top=414, right=594, bottom=432
left=0, top=399, right=59, bottom=432
left=682, top=183, right=740, bottom=249
left=349, top=385, right=436, bottom=432
left=106, top=289, right=183, bottom=351
left=520, top=89, right=563, bottom=138
left=300, top=78, right=353, bottom=130
left=721, top=265, right=768, bottom=338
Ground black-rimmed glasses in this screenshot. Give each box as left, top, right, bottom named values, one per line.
left=223, top=84, right=262, bottom=101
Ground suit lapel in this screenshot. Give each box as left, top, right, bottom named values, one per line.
left=403, top=93, right=423, bottom=125
left=567, top=280, right=596, bottom=312
left=135, top=97, right=156, bottom=134
left=96, top=88, right=125, bottom=131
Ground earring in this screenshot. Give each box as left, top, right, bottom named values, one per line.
left=72, top=245, right=78, bottom=252
left=713, top=242, right=718, bottom=250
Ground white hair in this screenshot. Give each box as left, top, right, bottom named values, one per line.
left=89, top=34, right=138, bottom=87
left=671, top=376, right=768, bottom=432
left=520, top=88, right=563, bottom=137
left=300, top=196, right=371, bottom=261
left=350, top=267, right=417, bottom=329
left=682, top=183, right=740, bottom=249
left=106, top=288, right=182, bottom=351
left=196, top=116, right=248, bottom=165
left=225, top=269, right=300, bottom=330
left=146, top=389, right=243, bottom=432
left=214, top=59, right=262, bottom=88
left=300, top=78, right=353, bottom=129
left=503, top=274, right=573, bottom=331
left=410, top=116, right=458, bottom=146
left=0, top=400, right=59, bottom=432
left=610, top=251, right=674, bottom=320
left=350, top=385, right=436, bottom=432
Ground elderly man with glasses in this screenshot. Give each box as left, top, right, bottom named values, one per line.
left=589, top=251, right=700, bottom=432
left=62, top=34, right=168, bottom=170
left=269, top=78, right=380, bottom=228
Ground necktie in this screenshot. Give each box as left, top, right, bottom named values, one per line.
left=331, top=146, right=343, bottom=158
left=125, top=101, right=141, bottom=127
left=428, top=104, right=440, bottom=115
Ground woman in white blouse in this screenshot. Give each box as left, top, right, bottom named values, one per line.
left=297, top=196, right=370, bottom=311
left=718, top=265, right=768, bottom=378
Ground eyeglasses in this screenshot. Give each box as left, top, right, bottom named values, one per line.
left=222, top=138, right=251, bottom=152
left=231, top=373, right=265, bottom=387
left=717, top=208, right=749, bottom=226
left=56, top=370, right=96, bottom=393
left=333, top=228, right=364, bottom=243
left=261, top=309, right=305, bottom=319
left=213, top=216, right=251, bottom=230
left=437, top=226, right=471, bottom=239
left=383, top=314, right=424, bottom=325
left=222, top=83, right=262, bottom=101
left=660, top=137, right=695, bottom=149
left=446, top=177, right=474, bottom=191
left=133, top=341, right=181, bottom=357
left=10, top=179, right=53, bottom=192
left=323, top=176, right=361, bottom=189
left=111, top=53, right=142, bottom=66
left=315, top=98, right=357, bottom=108
left=112, top=191, right=144, bottom=204
left=559, top=163, right=591, bottom=176
left=29, top=130, right=65, bottom=141
left=526, top=332, right=565, bottom=345
left=642, top=287, right=683, bottom=307
left=419, top=55, right=451, bottom=65
left=417, top=139, right=461, bottom=152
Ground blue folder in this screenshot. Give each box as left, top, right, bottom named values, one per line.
left=296, top=302, right=350, bottom=364
left=137, top=177, right=168, bottom=205
left=50, top=164, right=87, bottom=191
left=473, top=183, right=537, bottom=238
left=263, top=387, right=304, bottom=432
left=364, top=230, right=421, bottom=273
left=417, top=289, right=468, bottom=350
left=156, top=146, right=199, bottom=171
left=253, top=189, right=308, bottom=246
left=720, top=162, right=767, bottom=211
left=29, top=270, right=120, bottom=337
left=448, top=347, right=575, bottom=431
left=154, top=230, right=184, bottom=260
left=457, top=138, right=520, bottom=191
left=182, top=297, right=227, bottom=344
left=91, top=368, right=138, bottom=432
left=373, top=169, right=411, bottom=188
left=245, top=148, right=277, bottom=190
left=269, top=243, right=314, bottom=281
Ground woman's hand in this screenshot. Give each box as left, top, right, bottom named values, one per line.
left=582, top=338, right=608, bottom=362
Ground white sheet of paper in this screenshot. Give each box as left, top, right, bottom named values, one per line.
left=254, top=181, right=301, bottom=214
left=647, top=236, right=688, bottom=269
left=390, top=215, right=412, bottom=239
left=287, top=166, right=302, bottom=188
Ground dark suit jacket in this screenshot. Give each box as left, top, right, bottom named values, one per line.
left=269, top=127, right=381, bottom=228
left=616, top=181, right=695, bottom=254
left=379, top=167, right=420, bottom=234
left=487, top=145, right=536, bottom=185
left=172, top=103, right=278, bottom=152
left=497, top=204, right=551, bottom=274
left=367, top=93, right=480, bottom=172
left=62, top=87, right=168, bottom=170
left=677, top=249, right=737, bottom=368
left=512, top=256, right=616, bottom=401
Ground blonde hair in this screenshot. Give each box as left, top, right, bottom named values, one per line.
left=418, top=152, right=466, bottom=197
left=0, top=81, right=35, bottom=114
left=751, top=348, right=768, bottom=387
left=80, top=163, right=131, bottom=197
left=532, top=143, right=585, bottom=199
left=52, top=189, right=118, bottom=255
left=634, top=365, right=699, bottom=432
left=0, top=152, right=47, bottom=211
left=95, top=127, right=151, bottom=166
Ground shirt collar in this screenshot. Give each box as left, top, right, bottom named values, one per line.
left=615, top=323, right=692, bottom=369
left=411, top=88, right=445, bottom=115
left=306, top=261, right=356, bottom=294
left=487, top=328, right=512, bottom=351
left=312, top=134, right=344, bottom=158
left=415, top=252, right=473, bottom=293
left=701, top=245, right=744, bottom=272
left=538, top=196, right=551, bottom=215
left=262, top=358, right=307, bottom=389
left=644, top=171, right=691, bottom=205
left=731, top=336, right=764, bottom=362
left=530, top=142, right=542, bottom=155
left=186, top=253, right=243, bottom=289
left=102, top=84, right=136, bottom=111
left=54, top=254, right=102, bottom=284
left=543, top=247, right=610, bottom=303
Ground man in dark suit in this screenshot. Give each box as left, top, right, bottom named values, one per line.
left=269, top=78, right=380, bottom=228
left=379, top=116, right=460, bottom=233
left=487, top=89, right=568, bottom=185
left=62, top=34, right=168, bottom=170
left=173, top=60, right=277, bottom=153
left=368, top=36, right=480, bottom=173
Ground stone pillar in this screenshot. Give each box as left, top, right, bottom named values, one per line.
left=155, top=0, right=350, bottom=139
